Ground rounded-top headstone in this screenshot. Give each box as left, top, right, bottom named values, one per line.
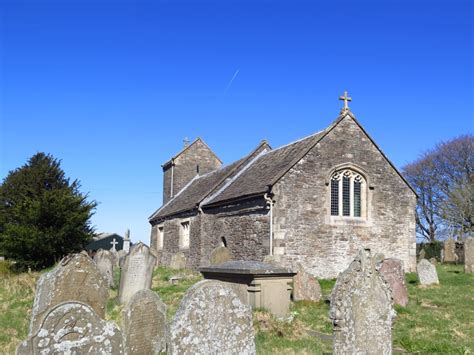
left=209, top=246, right=232, bottom=265
left=94, top=249, right=115, bottom=287
left=17, top=301, right=124, bottom=355
left=417, top=259, right=439, bottom=285
left=29, top=253, right=109, bottom=335
left=123, top=289, right=167, bottom=354
left=378, top=258, right=409, bottom=307
left=169, top=279, right=256, bottom=355
left=443, top=238, right=457, bottom=263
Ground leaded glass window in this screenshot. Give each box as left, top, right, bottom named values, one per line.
left=331, top=178, right=339, bottom=216
left=330, top=169, right=365, bottom=218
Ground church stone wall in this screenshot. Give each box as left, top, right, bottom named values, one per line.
left=162, top=140, right=221, bottom=204
left=150, top=213, right=202, bottom=269
left=150, top=199, right=270, bottom=269
left=199, top=199, right=270, bottom=267
left=272, top=116, right=417, bottom=279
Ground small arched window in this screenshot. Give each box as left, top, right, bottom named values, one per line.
left=330, top=169, right=365, bottom=218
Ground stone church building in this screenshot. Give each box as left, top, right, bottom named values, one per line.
left=149, top=98, right=417, bottom=278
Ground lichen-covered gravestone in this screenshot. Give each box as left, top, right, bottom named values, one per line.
left=17, top=302, right=124, bottom=355
left=293, top=264, right=321, bottom=302
left=169, top=280, right=255, bottom=355
left=209, top=246, right=232, bottom=265
left=378, top=258, right=408, bottom=307
left=443, top=238, right=457, bottom=263
left=329, top=249, right=395, bottom=355
left=29, top=253, right=109, bottom=335
left=94, top=249, right=115, bottom=287
left=464, top=237, right=474, bottom=273
left=170, top=251, right=187, bottom=269
left=118, top=242, right=157, bottom=305
left=417, top=259, right=439, bottom=285
left=123, top=289, right=167, bottom=354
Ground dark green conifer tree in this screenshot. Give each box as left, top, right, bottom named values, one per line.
left=0, top=153, right=97, bottom=270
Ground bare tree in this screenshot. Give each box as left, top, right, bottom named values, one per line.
left=403, top=135, right=473, bottom=242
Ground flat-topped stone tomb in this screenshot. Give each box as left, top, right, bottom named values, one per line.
left=200, top=260, right=296, bottom=318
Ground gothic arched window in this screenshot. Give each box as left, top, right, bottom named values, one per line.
left=330, top=169, right=366, bottom=218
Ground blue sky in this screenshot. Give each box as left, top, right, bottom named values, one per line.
left=1, top=0, right=472, bottom=243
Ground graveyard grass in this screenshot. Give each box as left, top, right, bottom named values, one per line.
left=1, top=263, right=473, bottom=354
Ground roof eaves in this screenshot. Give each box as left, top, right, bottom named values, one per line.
left=202, top=191, right=268, bottom=209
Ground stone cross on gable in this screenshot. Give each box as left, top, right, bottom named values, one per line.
left=339, top=91, right=352, bottom=111
left=110, top=238, right=119, bottom=252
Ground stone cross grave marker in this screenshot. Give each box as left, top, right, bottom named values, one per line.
left=110, top=238, right=119, bottom=252
left=169, top=279, right=256, bottom=355
left=17, top=301, right=124, bottom=355
left=94, top=249, right=115, bottom=287
left=464, top=237, right=474, bottom=273
left=443, top=238, right=457, bottom=263
left=293, top=264, right=322, bottom=302
left=329, top=249, right=395, bottom=355
left=123, top=289, right=167, bottom=354
left=378, top=258, right=409, bottom=307
left=29, top=253, right=109, bottom=336
left=118, top=242, right=156, bottom=305
left=417, top=259, right=439, bottom=285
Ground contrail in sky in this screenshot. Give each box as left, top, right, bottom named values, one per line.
left=224, top=69, right=240, bottom=94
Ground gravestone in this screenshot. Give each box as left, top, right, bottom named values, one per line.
left=464, top=237, right=474, bottom=273
left=17, top=302, right=124, bottom=355
left=378, top=258, right=409, bottom=307
left=169, top=280, right=255, bottom=355
left=123, top=289, right=167, bottom=354
left=417, top=259, right=439, bottom=285
left=443, top=238, right=457, bottom=263
left=117, top=249, right=128, bottom=268
left=170, top=251, right=187, bottom=269
left=293, top=264, right=322, bottom=302
left=94, top=249, right=115, bottom=287
left=419, top=249, right=426, bottom=260
left=118, top=242, right=156, bottom=305
left=209, top=246, right=232, bottom=265
left=29, top=253, right=109, bottom=335
left=329, top=249, right=395, bottom=355
left=430, top=257, right=437, bottom=266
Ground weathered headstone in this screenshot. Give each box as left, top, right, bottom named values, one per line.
left=293, top=264, right=322, bottom=302
left=419, top=249, right=426, bottom=260
left=329, top=249, right=395, bottom=355
left=123, top=290, right=167, bottom=354
left=169, top=280, right=255, bottom=354
left=378, top=258, right=409, bottom=307
left=464, top=237, right=474, bottom=273
left=117, top=249, right=128, bottom=268
left=29, top=253, right=109, bottom=335
left=209, top=246, right=232, bottom=265
left=118, top=242, right=156, bottom=305
left=94, top=249, right=115, bottom=287
left=443, top=238, right=457, bottom=263
left=417, top=259, right=439, bottom=285
left=17, top=302, right=124, bottom=355
left=430, top=257, right=438, bottom=266
left=170, top=251, right=187, bottom=269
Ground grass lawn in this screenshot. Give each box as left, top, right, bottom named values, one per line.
left=0, top=263, right=472, bottom=354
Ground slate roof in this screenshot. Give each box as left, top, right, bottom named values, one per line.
left=149, top=111, right=417, bottom=222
